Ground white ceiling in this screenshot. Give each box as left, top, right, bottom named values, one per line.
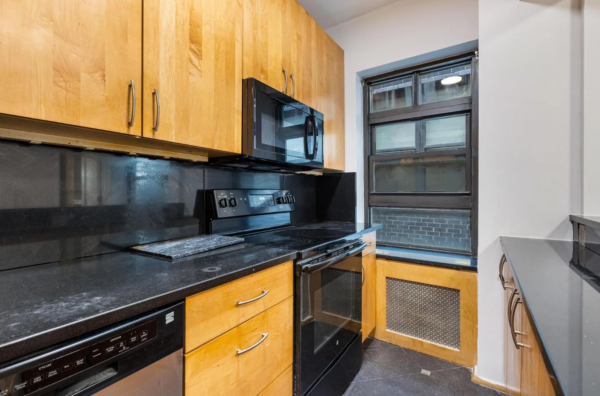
left=297, top=0, right=399, bottom=30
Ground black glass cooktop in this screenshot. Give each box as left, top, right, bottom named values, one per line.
left=243, top=227, right=359, bottom=259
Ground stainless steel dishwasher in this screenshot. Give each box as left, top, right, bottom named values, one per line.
left=0, top=302, right=183, bottom=396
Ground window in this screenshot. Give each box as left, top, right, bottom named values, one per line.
left=364, top=53, right=478, bottom=255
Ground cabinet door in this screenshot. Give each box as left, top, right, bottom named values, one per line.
left=284, top=0, right=317, bottom=106
left=0, top=0, right=142, bottom=135
left=316, top=32, right=345, bottom=171
left=504, top=263, right=522, bottom=395
left=521, top=302, right=555, bottom=396
left=243, top=0, right=286, bottom=93
left=362, top=252, right=376, bottom=341
left=143, top=0, right=242, bottom=153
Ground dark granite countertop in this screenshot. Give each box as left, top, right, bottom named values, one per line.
left=0, top=221, right=381, bottom=365
left=376, top=246, right=477, bottom=271
left=570, top=214, right=600, bottom=230
left=500, top=237, right=600, bottom=396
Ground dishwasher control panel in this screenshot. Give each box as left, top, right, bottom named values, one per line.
left=0, top=303, right=181, bottom=396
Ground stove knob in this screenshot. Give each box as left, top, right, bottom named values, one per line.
left=229, top=198, right=237, bottom=207
left=219, top=198, right=228, bottom=208
left=276, top=197, right=285, bottom=204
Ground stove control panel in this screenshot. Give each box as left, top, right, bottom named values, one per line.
left=210, top=189, right=295, bottom=218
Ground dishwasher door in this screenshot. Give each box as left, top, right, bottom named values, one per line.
left=93, top=349, right=182, bottom=396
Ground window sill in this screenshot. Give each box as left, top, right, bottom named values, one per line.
left=376, top=246, right=477, bottom=271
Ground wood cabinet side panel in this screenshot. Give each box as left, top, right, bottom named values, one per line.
left=362, top=252, right=376, bottom=341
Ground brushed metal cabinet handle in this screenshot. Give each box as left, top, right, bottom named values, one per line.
left=283, top=67, right=288, bottom=94
left=129, top=80, right=136, bottom=127
left=361, top=262, right=366, bottom=286
left=499, top=254, right=508, bottom=289
left=510, top=297, right=523, bottom=349
left=290, top=72, right=295, bottom=98
left=237, top=333, right=269, bottom=355
left=237, top=290, right=269, bottom=306
left=153, top=88, right=160, bottom=132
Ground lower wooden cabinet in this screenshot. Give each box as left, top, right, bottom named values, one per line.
left=185, top=297, right=293, bottom=396
left=185, top=261, right=293, bottom=352
left=362, top=252, right=376, bottom=341
left=258, top=364, right=293, bottom=396
left=502, top=257, right=555, bottom=396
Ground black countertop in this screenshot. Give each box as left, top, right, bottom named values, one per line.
left=500, top=237, right=600, bottom=396
left=570, top=214, right=600, bottom=230
left=0, top=221, right=380, bottom=365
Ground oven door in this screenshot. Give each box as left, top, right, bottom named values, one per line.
left=297, top=243, right=365, bottom=396
left=247, top=79, right=324, bottom=168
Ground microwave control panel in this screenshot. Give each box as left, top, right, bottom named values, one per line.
left=211, top=189, right=295, bottom=218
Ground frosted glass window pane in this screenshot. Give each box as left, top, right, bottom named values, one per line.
left=419, top=63, right=472, bottom=104
left=370, top=77, right=413, bottom=113
left=424, top=115, right=467, bottom=151
left=373, top=155, right=466, bottom=193
left=375, top=122, right=416, bottom=153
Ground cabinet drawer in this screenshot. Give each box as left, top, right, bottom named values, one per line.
left=361, top=231, right=376, bottom=256
left=258, top=364, right=292, bottom=396
left=185, top=261, right=293, bottom=353
left=184, top=298, right=294, bottom=396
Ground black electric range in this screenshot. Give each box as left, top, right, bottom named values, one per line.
left=205, top=189, right=365, bottom=396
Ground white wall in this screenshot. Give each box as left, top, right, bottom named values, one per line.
left=478, top=0, right=582, bottom=386
left=326, top=0, right=479, bottom=222
left=583, top=0, right=600, bottom=214
left=327, top=0, right=584, bottom=388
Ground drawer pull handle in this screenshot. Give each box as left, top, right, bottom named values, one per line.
left=367, top=242, right=374, bottom=246
left=237, top=290, right=269, bottom=306
left=237, top=333, right=269, bottom=355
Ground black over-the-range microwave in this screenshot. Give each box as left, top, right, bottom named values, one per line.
left=211, top=78, right=324, bottom=172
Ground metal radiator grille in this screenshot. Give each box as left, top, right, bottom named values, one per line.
left=386, top=278, right=460, bottom=350
left=321, top=268, right=362, bottom=321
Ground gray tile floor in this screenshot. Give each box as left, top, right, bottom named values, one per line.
left=343, top=338, right=504, bottom=396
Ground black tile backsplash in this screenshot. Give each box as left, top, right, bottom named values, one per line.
left=0, top=140, right=356, bottom=271
left=0, top=141, right=203, bottom=271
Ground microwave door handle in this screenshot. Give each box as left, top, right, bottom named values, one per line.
left=302, top=243, right=367, bottom=274
left=312, top=121, right=319, bottom=159
left=304, top=116, right=310, bottom=159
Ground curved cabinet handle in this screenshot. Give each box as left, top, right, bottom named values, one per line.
left=510, top=295, right=526, bottom=349
left=128, top=80, right=136, bottom=127
left=507, top=288, right=517, bottom=335
left=237, top=290, right=269, bottom=306
left=152, top=88, right=160, bottom=132
left=290, top=72, right=295, bottom=98
left=283, top=68, right=288, bottom=94
left=237, top=333, right=269, bottom=355
left=361, top=262, right=366, bottom=286
left=499, top=254, right=508, bottom=289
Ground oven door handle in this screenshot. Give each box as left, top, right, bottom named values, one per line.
left=302, top=243, right=367, bottom=274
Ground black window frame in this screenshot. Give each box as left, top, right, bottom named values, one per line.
left=363, top=51, right=479, bottom=257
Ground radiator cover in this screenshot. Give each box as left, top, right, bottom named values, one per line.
left=386, top=277, right=461, bottom=350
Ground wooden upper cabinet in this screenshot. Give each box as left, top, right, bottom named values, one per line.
left=243, top=0, right=286, bottom=93
left=318, top=33, right=345, bottom=171
left=0, top=0, right=142, bottom=135
left=143, top=0, right=242, bottom=153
